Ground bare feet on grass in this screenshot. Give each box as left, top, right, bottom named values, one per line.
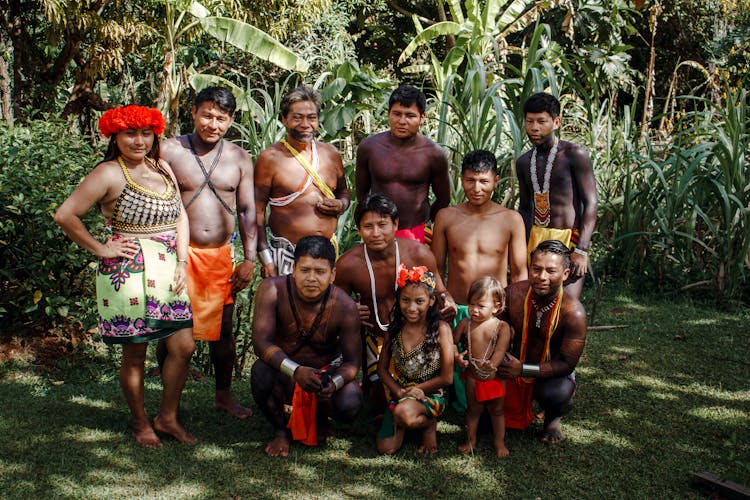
left=539, top=417, right=564, bottom=444
left=214, top=390, right=253, bottom=419
left=265, top=431, right=291, bottom=457
left=153, top=414, right=197, bottom=444
left=494, top=443, right=510, bottom=457
left=458, top=441, right=475, bottom=455
left=131, top=421, right=162, bottom=448
left=418, top=419, right=438, bottom=454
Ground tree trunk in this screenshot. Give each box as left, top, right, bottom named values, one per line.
left=0, top=52, right=13, bottom=126
left=62, top=57, right=112, bottom=119
left=156, top=49, right=181, bottom=136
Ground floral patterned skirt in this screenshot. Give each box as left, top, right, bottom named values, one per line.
left=96, top=233, right=192, bottom=344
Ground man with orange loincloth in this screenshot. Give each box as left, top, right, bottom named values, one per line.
left=355, top=85, right=450, bottom=245
left=497, top=240, right=587, bottom=443
left=254, top=85, right=350, bottom=277
left=516, top=92, right=597, bottom=300
left=159, top=86, right=256, bottom=418
left=251, top=236, right=362, bottom=456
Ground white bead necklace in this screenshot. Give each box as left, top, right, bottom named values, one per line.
left=529, top=137, right=559, bottom=227
left=364, top=241, right=400, bottom=331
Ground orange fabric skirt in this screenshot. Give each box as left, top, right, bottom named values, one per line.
left=186, top=245, right=234, bottom=341
left=504, top=378, right=534, bottom=429
left=475, top=378, right=505, bottom=402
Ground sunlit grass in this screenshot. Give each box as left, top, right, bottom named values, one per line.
left=0, top=282, right=747, bottom=498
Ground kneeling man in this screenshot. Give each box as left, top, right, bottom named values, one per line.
left=498, top=240, right=587, bottom=443
left=251, top=236, right=362, bottom=456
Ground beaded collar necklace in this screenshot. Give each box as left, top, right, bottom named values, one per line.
left=364, top=240, right=400, bottom=331
left=532, top=294, right=560, bottom=328
left=467, top=318, right=499, bottom=380
left=530, top=137, right=559, bottom=227
left=519, top=285, right=564, bottom=382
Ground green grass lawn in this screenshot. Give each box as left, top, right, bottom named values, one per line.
left=1, top=285, right=748, bottom=499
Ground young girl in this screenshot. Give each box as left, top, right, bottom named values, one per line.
left=454, top=276, right=511, bottom=457
left=376, top=265, right=454, bottom=454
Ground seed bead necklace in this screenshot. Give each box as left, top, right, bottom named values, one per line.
left=467, top=318, right=499, bottom=380
left=530, top=136, right=559, bottom=227
left=364, top=241, right=400, bottom=331
left=531, top=293, right=560, bottom=328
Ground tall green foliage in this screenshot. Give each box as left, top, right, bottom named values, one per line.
left=398, top=0, right=564, bottom=92
left=430, top=23, right=560, bottom=205
left=0, top=120, right=101, bottom=327
left=605, top=89, right=750, bottom=299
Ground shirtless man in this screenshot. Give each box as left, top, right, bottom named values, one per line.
left=251, top=236, right=362, bottom=457
left=431, top=150, right=526, bottom=413
left=356, top=85, right=451, bottom=244
left=431, top=150, right=527, bottom=305
left=255, top=85, right=350, bottom=276
left=497, top=240, right=587, bottom=443
left=334, top=194, right=457, bottom=413
left=158, top=86, right=255, bottom=418
left=516, top=92, right=597, bottom=300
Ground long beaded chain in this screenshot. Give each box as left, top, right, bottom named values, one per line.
left=364, top=241, right=400, bottom=331
left=467, top=319, right=499, bottom=380
left=529, top=137, right=559, bottom=227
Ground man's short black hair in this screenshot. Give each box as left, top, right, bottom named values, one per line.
left=461, top=150, right=499, bottom=175
left=280, top=85, right=322, bottom=119
left=194, top=86, right=236, bottom=116
left=523, top=92, right=561, bottom=119
left=294, top=236, right=335, bottom=267
left=530, top=239, right=571, bottom=269
left=389, top=85, right=426, bottom=115
left=354, top=193, right=399, bottom=227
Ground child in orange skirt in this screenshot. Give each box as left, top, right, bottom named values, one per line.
left=454, top=276, right=511, bottom=457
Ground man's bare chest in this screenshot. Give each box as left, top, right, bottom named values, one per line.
left=174, top=160, right=240, bottom=194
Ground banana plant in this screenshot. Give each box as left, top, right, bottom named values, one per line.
left=155, top=0, right=308, bottom=135
left=397, top=0, right=566, bottom=93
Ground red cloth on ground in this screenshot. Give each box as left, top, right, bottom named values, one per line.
left=287, top=384, right=318, bottom=446
left=504, top=378, right=534, bottom=429
left=475, top=378, right=505, bottom=402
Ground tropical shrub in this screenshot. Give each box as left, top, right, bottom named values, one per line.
left=0, top=119, right=102, bottom=328
left=604, top=89, right=750, bottom=300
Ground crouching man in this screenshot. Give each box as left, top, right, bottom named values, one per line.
left=251, top=236, right=362, bottom=456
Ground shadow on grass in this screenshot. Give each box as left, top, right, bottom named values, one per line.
left=0, top=292, right=748, bottom=498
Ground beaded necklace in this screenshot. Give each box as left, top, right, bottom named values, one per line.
left=532, top=295, right=559, bottom=328
left=529, top=137, right=559, bottom=227
left=364, top=241, right=400, bottom=331
left=467, top=318, right=499, bottom=380
left=519, top=286, right=563, bottom=382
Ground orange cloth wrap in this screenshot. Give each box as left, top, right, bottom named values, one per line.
left=504, top=378, right=534, bottom=429
left=475, top=378, right=505, bottom=403
left=287, top=384, right=319, bottom=446
left=186, top=245, right=234, bottom=341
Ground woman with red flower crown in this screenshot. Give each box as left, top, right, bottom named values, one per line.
left=55, top=105, right=196, bottom=447
left=375, top=264, right=454, bottom=454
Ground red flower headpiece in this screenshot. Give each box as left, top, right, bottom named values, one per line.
left=98, top=105, right=166, bottom=138
left=396, top=264, right=436, bottom=290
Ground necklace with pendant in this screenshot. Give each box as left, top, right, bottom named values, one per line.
left=530, top=137, right=559, bottom=227
left=532, top=294, right=560, bottom=328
